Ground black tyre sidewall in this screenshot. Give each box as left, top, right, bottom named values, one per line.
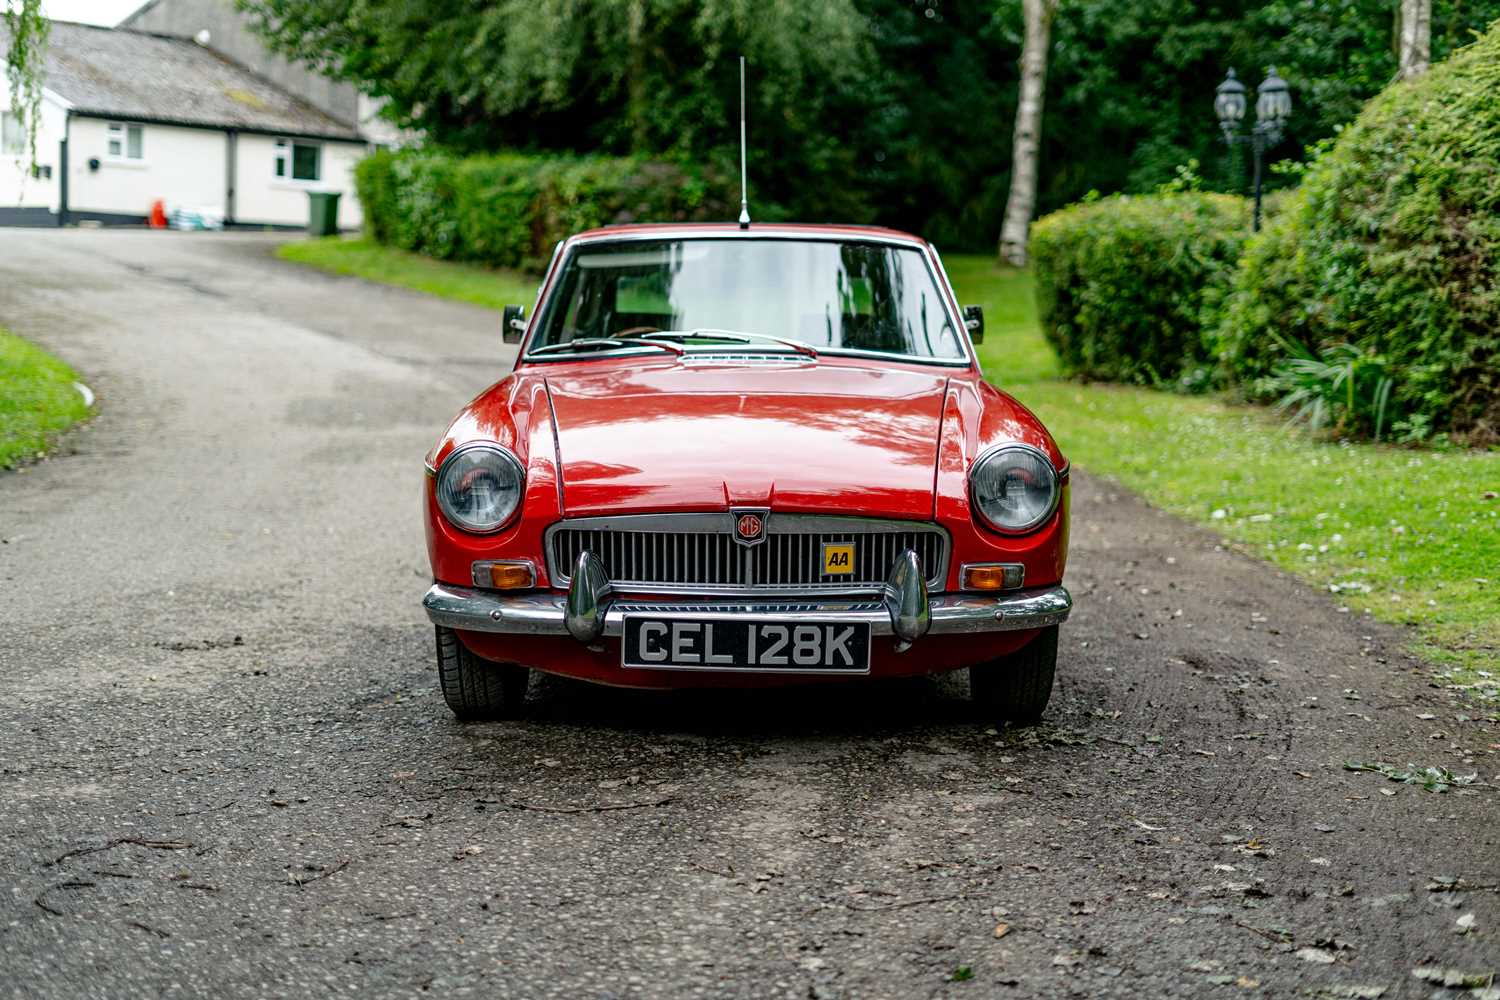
left=435, top=626, right=528, bottom=720
left=970, top=625, right=1059, bottom=724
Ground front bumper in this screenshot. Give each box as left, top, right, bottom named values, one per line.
left=422, top=583, right=1072, bottom=639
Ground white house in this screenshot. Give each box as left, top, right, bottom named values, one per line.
left=1, top=20, right=369, bottom=229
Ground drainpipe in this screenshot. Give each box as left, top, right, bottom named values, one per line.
left=224, top=128, right=237, bottom=227
left=58, top=111, right=70, bottom=227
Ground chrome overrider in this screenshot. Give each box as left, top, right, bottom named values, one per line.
left=885, top=549, right=930, bottom=651
left=564, top=550, right=612, bottom=644
left=423, top=548, right=1072, bottom=646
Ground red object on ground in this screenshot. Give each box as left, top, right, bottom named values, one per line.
left=148, top=200, right=167, bottom=229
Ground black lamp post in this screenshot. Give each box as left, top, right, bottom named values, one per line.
left=1215, top=66, right=1292, bottom=231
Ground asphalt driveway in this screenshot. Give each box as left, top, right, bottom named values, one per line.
left=0, top=230, right=1495, bottom=999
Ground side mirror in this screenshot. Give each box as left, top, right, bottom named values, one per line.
left=962, top=305, right=984, bottom=345
left=502, top=305, right=527, bottom=345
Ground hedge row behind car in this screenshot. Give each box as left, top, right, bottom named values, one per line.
left=356, top=150, right=733, bottom=271
left=1030, top=22, right=1500, bottom=444
left=1029, top=192, right=1248, bottom=390
left=1216, top=20, right=1500, bottom=444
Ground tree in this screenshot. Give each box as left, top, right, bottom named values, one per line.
left=234, top=0, right=1500, bottom=250
left=998, top=0, right=1058, bottom=266
left=1030, top=0, right=1500, bottom=211
left=236, top=0, right=881, bottom=222
left=1397, top=0, right=1432, bottom=78
left=2, top=0, right=48, bottom=171
left=859, top=0, right=1021, bottom=249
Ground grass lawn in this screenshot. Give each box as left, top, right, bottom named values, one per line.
left=943, top=256, right=1061, bottom=385
left=277, top=237, right=537, bottom=311
left=948, top=255, right=1499, bottom=704
left=0, top=329, right=92, bottom=470
left=274, top=237, right=1498, bottom=701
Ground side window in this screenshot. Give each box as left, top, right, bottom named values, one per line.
left=275, top=139, right=321, bottom=181
left=107, top=122, right=144, bottom=160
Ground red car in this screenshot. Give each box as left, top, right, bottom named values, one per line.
left=422, top=223, right=1071, bottom=720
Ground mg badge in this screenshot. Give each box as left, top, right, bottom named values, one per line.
left=731, top=508, right=769, bottom=547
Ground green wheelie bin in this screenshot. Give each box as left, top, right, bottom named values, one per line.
left=307, top=191, right=341, bottom=236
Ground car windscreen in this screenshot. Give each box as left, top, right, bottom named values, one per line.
left=529, top=238, right=968, bottom=362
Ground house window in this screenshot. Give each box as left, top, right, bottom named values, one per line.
left=274, top=139, right=321, bottom=181
left=107, top=122, right=144, bottom=160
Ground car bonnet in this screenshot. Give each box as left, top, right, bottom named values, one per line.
left=544, top=360, right=950, bottom=518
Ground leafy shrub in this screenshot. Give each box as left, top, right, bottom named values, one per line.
left=1216, top=23, right=1500, bottom=444
left=353, top=152, right=397, bottom=245
left=354, top=149, right=731, bottom=271
left=1029, top=193, right=1249, bottom=387
left=1258, top=342, right=1395, bottom=441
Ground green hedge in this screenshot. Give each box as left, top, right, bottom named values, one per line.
left=1216, top=23, right=1500, bottom=443
left=1030, top=193, right=1249, bottom=388
left=355, top=150, right=731, bottom=272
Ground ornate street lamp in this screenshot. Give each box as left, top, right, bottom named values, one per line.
left=1215, top=66, right=1292, bottom=231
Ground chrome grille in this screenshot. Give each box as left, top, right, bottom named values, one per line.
left=547, top=513, right=948, bottom=595
left=750, top=529, right=943, bottom=588
left=551, top=529, right=741, bottom=588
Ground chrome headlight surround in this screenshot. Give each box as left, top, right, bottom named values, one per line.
left=434, top=443, right=526, bottom=534
left=968, top=443, right=1060, bottom=535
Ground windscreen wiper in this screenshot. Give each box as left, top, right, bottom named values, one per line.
left=529, top=337, right=684, bottom=357
left=643, top=329, right=818, bottom=359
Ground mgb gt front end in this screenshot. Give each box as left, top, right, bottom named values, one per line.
left=421, top=224, right=1072, bottom=720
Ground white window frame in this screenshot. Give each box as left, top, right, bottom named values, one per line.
left=106, top=121, right=145, bottom=161
left=273, top=138, right=322, bottom=183
left=1, top=110, right=26, bottom=156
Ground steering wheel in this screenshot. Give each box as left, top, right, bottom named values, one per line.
left=614, top=326, right=662, bottom=338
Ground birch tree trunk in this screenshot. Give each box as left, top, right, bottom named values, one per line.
left=999, top=0, right=1058, bottom=266
left=1396, top=0, right=1431, bottom=79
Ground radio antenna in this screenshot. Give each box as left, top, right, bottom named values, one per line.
left=737, top=55, right=751, bottom=229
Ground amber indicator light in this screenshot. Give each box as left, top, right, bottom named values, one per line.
left=962, top=564, right=1024, bottom=591
left=488, top=563, right=535, bottom=590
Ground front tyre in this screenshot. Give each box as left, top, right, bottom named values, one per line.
left=969, top=626, right=1058, bottom=724
left=435, top=626, right=530, bottom=720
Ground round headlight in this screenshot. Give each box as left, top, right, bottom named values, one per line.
left=969, top=444, right=1059, bottom=534
left=435, top=444, right=525, bottom=533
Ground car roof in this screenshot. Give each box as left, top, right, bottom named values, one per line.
left=567, top=222, right=931, bottom=248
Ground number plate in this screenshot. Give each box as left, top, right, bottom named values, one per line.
left=621, top=617, right=871, bottom=673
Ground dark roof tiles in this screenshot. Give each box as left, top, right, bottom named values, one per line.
left=33, top=21, right=362, bottom=140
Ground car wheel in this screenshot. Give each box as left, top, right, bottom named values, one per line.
left=969, top=626, right=1058, bottom=724
left=434, top=626, right=530, bottom=720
